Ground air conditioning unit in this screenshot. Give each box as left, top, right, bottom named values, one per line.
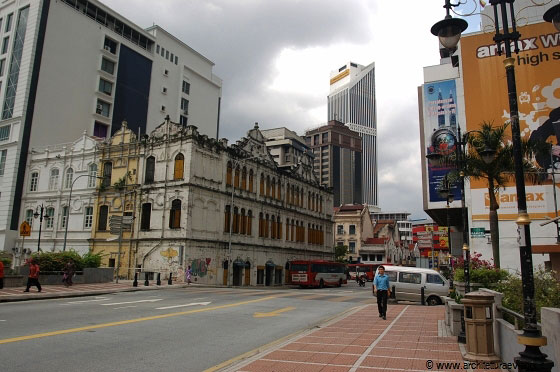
left=96, top=104, right=103, bottom=113
left=162, top=87, right=167, bottom=93
left=183, top=110, right=188, bottom=115
left=104, top=45, right=111, bottom=52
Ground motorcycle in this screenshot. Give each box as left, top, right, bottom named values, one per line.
left=358, top=274, right=367, bottom=287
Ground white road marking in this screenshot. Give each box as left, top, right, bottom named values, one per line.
left=113, top=306, right=137, bottom=310
left=100, top=299, right=163, bottom=306
left=155, top=302, right=211, bottom=310
left=0, top=320, right=6, bottom=322
left=64, top=297, right=109, bottom=304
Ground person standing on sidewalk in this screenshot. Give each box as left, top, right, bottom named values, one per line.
left=62, top=261, right=75, bottom=287
left=185, top=265, right=192, bottom=285
left=0, top=260, right=4, bottom=289
left=373, top=265, right=391, bottom=320
left=24, top=259, right=41, bottom=292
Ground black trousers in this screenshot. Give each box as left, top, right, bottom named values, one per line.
left=0, top=277, right=3, bottom=289
left=377, top=289, right=388, bottom=316
left=26, top=277, right=41, bottom=292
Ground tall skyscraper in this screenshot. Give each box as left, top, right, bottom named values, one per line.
left=0, top=0, right=222, bottom=252
left=327, top=61, right=377, bottom=208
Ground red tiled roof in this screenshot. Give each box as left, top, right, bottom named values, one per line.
left=365, top=237, right=387, bottom=245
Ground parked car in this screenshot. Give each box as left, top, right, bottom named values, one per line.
left=375, top=266, right=449, bottom=306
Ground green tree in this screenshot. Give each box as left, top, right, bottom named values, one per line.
left=334, top=245, right=348, bottom=263
left=458, top=122, right=546, bottom=268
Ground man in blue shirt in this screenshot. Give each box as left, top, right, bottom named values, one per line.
left=373, top=265, right=391, bottom=320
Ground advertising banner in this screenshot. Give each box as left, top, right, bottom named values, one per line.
left=423, top=79, right=462, bottom=203
left=460, top=22, right=560, bottom=220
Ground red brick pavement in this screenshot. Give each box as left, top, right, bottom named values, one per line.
left=227, top=305, right=468, bottom=372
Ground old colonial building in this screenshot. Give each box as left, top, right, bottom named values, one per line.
left=333, top=204, right=374, bottom=263
left=17, top=132, right=101, bottom=258
left=90, top=122, right=140, bottom=278
left=133, top=118, right=333, bottom=286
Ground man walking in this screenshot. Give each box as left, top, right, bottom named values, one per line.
left=0, top=259, right=4, bottom=289
left=24, top=259, right=41, bottom=293
left=373, top=265, right=391, bottom=320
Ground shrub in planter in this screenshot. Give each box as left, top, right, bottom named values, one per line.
left=495, top=267, right=560, bottom=322
left=452, top=252, right=508, bottom=289
left=31, top=251, right=83, bottom=271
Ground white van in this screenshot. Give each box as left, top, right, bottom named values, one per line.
left=375, top=266, right=449, bottom=306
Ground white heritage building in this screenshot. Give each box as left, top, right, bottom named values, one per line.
left=135, top=118, right=334, bottom=286
left=17, top=132, right=101, bottom=260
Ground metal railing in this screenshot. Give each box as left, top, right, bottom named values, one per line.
left=497, top=305, right=541, bottom=331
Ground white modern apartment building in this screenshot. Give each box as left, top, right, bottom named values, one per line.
left=0, top=0, right=222, bottom=252
left=327, top=61, right=378, bottom=208
left=261, top=127, right=311, bottom=170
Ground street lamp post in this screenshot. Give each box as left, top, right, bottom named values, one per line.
left=431, top=1, right=554, bottom=370
left=62, top=174, right=105, bottom=252
left=33, top=204, right=45, bottom=253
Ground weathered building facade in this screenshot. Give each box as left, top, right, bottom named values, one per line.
left=133, top=118, right=334, bottom=285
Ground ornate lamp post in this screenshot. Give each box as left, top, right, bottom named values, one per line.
left=33, top=204, right=45, bottom=253
left=62, top=174, right=105, bottom=252
left=430, top=1, right=554, bottom=370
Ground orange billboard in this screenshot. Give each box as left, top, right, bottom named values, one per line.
left=460, top=22, right=560, bottom=220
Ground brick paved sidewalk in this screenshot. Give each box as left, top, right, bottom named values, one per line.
left=224, top=305, right=467, bottom=372
left=0, top=281, right=192, bottom=302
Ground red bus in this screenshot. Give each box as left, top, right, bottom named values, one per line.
left=289, top=260, right=347, bottom=288
left=348, top=263, right=391, bottom=281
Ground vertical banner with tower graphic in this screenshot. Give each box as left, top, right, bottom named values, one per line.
left=460, top=22, right=560, bottom=220
left=423, top=79, right=461, bottom=203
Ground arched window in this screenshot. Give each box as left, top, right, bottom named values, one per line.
left=300, top=189, right=304, bottom=207
left=265, top=214, right=270, bottom=238
left=311, top=193, right=315, bottom=211
left=174, top=153, right=184, bottom=180
left=25, top=209, right=34, bottom=226
left=49, top=168, right=59, bottom=190
left=61, top=206, right=69, bottom=229
left=234, top=165, right=240, bottom=188
left=141, top=203, right=151, bottom=231
left=64, top=168, right=74, bottom=189
left=260, top=174, right=265, bottom=195
left=285, top=218, right=290, bottom=240
left=29, top=172, right=39, bottom=191
left=266, top=175, right=270, bottom=197
left=241, top=167, right=247, bottom=190
left=226, top=161, right=233, bottom=186
left=224, top=205, right=231, bottom=232
left=291, top=219, right=295, bottom=241
left=308, top=191, right=311, bottom=209
left=249, top=170, right=254, bottom=192
left=295, top=187, right=299, bottom=206
left=46, top=207, right=55, bottom=229
left=277, top=215, right=282, bottom=239
left=88, top=164, right=97, bottom=188
left=308, top=223, right=312, bottom=244
left=320, top=196, right=323, bottom=213
left=102, top=162, right=112, bottom=187
left=233, top=207, right=239, bottom=233
left=258, top=212, right=264, bottom=237
left=240, top=208, right=246, bottom=234
left=270, top=215, right=276, bottom=239
left=271, top=178, right=276, bottom=199
left=291, top=185, right=295, bottom=205
left=169, top=199, right=181, bottom=229
left=276, top=182, right=281, bottom=200
left=286, top=183, right=290, bottom=203
left=247, top=210, right=253, bottom=235
left=145, top=156, right=155, bottom=183
left=97, top=205, right=108, bottom=231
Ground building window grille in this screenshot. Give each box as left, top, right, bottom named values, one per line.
left=49, top=168, right=59, bottom=190
left=0, top=149, right=6, bottom=175
left=88, top=164, right=97, bottom=187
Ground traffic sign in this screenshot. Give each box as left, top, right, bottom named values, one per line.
left=471, top=227, right=486, bottom=238
left=20, top=221, right=31, bottom=236
left=109, top=215, right=134, bottom=235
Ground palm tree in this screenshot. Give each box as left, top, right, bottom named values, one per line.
left=458, top=121, right=546, bottom=268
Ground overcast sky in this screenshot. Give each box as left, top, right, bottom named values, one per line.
left=102, top=0, right=475, bottom=220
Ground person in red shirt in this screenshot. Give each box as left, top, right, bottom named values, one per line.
left=0, top=260, right=4, bottom=289
left=24, top=259, right=41, bottom=292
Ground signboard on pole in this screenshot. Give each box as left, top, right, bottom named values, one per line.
left=470, top=227, right=486, bottom=238
left=20, top=221, right=31, bottom=237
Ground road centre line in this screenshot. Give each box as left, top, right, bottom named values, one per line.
left=0, top=295, right=283, bottom=345
left=349, top=305, right=409, bottom=372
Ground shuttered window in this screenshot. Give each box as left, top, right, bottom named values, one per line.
left=174, top=153, right=184, bottom=180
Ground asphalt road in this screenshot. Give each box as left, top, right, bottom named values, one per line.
left=0, top=281, right=378, bottom=372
